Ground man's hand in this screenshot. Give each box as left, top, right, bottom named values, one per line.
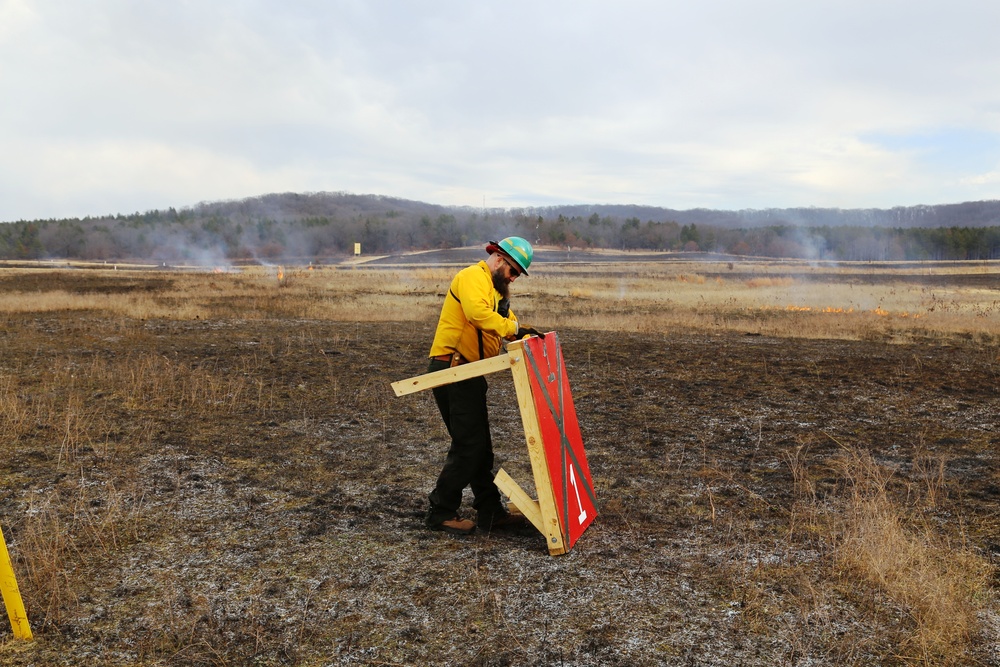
left=516, top=326, right=546, bottom=339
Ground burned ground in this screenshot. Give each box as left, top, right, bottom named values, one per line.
left=1, top=308, right=999, bottom=665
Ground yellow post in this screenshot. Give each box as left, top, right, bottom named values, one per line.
left=0, top=524, right=32, bottom=640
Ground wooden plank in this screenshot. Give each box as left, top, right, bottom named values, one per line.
left=507, top=341, right=566, bottom=555
left=391, top=353, right=519, bottom=397
left=493, top=468, right=543, bottom=532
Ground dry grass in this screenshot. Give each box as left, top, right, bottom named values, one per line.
left=519, top=263, right=1000, bottom=341
left=1, top=259, right=998, bottom=343
left=739, top=437, right=997, bottom=665
left=828, top=443, right=992, bottom=664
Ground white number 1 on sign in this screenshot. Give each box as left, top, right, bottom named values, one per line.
left=569, top=466, right=588, bottom=525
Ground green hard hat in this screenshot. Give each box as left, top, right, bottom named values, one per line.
left=497, top=236, right=533, bottom=275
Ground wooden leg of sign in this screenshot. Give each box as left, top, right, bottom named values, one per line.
left=0, top=524, right=32, bottom=641
left=494, top=468, right=542, bottom=532
left=508, top=354, right=566, bottom=556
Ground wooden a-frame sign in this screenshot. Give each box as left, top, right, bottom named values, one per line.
left=391, top=333, right=597, bottom=555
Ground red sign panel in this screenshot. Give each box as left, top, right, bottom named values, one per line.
left=522, top=333, right=597, bottom=548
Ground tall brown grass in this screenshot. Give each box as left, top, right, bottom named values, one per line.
left=1, top=262, right=998, bottom=342
left=776, top=438, right=995, bottom=665
left=831, top=444, right=991, bottom=664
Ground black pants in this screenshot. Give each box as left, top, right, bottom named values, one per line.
left=425, top=358, right=503, bottom=526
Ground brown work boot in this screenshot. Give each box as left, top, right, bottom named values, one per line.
left=432, top=516, right=476, bottom=535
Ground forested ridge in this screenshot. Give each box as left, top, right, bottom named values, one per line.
left=3, top=191, right=1000, bottom=262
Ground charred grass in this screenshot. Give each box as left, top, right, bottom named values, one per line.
left=1, top=263, right=1000, bottom=665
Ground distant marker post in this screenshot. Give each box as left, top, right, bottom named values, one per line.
left=0, top=524, right=32, bottom=641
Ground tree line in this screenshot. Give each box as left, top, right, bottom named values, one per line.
left=2, top=192, right=1000, bottom=262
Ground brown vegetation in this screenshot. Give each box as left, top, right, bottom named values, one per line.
left=1, top=256, right=999, bottom=665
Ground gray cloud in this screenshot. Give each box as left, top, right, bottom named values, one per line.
left=2, top=0, right=999, bottom=221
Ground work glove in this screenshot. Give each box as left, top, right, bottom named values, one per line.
left=516, top=326, right=546, bottom=340
left=497, top=297, right=510, bottom=318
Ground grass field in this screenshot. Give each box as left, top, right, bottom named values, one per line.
left=0, top=256, right=998, bottom=666
left=2, top=256, right=998, bottom=341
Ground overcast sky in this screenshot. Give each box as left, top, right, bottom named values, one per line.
left=2, top=0, right=999, bottom=222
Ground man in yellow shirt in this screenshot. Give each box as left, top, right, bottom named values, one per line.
left=425, top=237, right=544, bottom=534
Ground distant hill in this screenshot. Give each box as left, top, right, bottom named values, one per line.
left=184, top=193, right=1000, bottom=229
left=2, top=192, right=1000, bottom=261
left=512, top=200, right=1000, bottom=229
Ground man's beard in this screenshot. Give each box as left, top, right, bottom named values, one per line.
left=491, top=266, right=510, bottom=299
